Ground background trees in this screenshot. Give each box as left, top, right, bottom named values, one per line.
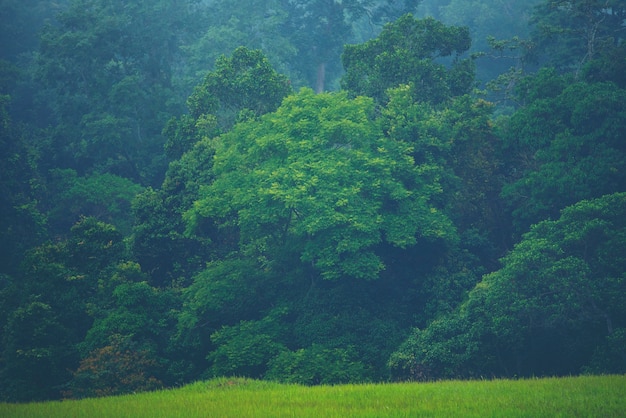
left=342, top=14, right=474, bottom=104
left=31, top=0, right=208, bottom=187
left=528, top=0, right=626, bottom=74
left=1, top=0, right=625, bottom=402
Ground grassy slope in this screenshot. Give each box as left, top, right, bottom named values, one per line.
left=1, top=375, right=625, bottom=417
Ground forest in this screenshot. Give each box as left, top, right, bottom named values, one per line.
left=0, top=0, right=625, bottom=402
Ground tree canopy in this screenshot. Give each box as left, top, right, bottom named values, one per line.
left=1, top=0, right=625, bottom=402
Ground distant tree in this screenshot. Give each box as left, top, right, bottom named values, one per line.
left=528, top=0, right=626, bottom=74
left=46, top=169, right=143, bottom=235
left=35, top=0, right=205, bottom=184
left=0, top=0, right=62, bottom=61
left=341, top=14, right=474, bottom=104
left=417, top=0, right=541, bottom=83
left=184, top=0, right=295, bottom=83
left=165, top=46, right=293, bottom=160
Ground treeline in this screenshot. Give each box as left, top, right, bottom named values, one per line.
left=1, top=0, right=625, bottom=402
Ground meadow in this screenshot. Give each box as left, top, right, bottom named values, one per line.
left=1, top=375, right=624, bottom=417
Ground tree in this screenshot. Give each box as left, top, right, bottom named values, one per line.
left=341, top=14, right=474, bottom=104
left=391, top=192, right=626, bottom=380
left=184, top=0, right=295, bottom=85
left=46, top=169, right=143, bottom=235
left=0, top=217, right=128, bottom=401
left=207, top=309, right=290, bottom=379
left=528, top=0, right=626, bottom=74
left=35, top=0, right=205, bottom=184
left=134, top=48, right=291, bottom=286
left=65, top=334, right=162, bottom=399
left=187, top=47, right=293, bottom=123
left=184, top=88, right=456, bottom=281
left=0, top=300, right=77, bottom=401
left=501, top=70, right=626, bottom=233
left=417, top=0, right=541, bottom=83
left=0, top=94, right=46, bottom=275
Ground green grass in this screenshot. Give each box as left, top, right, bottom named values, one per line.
left=2, top=375, right=625, bottom=417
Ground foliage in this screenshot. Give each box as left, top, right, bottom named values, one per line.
left=2, top=0, right=626, bottom=402
left=46, top=169, right=143, bottom=234
left=0, top=94, right=46, bottom=274
left=207, top=310, right=289, bottom=379
left=392, top=193, right=626, bottom=380
left=0, top=300, right=76, bottom=402
left=501, top=70, right=626, bottom=232
left=65, top=334, right=162, bottom=399
left=528, top=0, right=626, bottom=73
left=34, top=0, right=205, bottom=184
left=185, top=88, right=456, bottom=280
left=342, top=14, right=474, bottom=104
left=266, top=344, right=369, bottom=385
left=166, top=47, right=292, bottom=159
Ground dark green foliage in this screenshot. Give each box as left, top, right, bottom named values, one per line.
left=528, top=0, right=626, bottom=73
left=0, top=300, right=77, bottom=402
left=46, top=169, right=143, bottom=235
left=2, top=0, right=626, bottom=402
left=392, top=193, right=626, bottom=380
left=0, top=217, right=129, bottom=401
left=0, top=95, right=46, bottom=274
left=34, top=0, right=205, bottom=185
left=266, top=344, right=369, bottom=385
left=190, top=47, right=292, bottom=122
left=341, top=14, right=474, bottom=104
left=501, top=70, right=626, bottom=233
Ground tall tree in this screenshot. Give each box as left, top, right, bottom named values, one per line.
left=528, top=0, right=626, bottom=74
left=341, top=14, right=474, bottom=104
left=184, top=88, right=456, bottom=281
left=279, top=1, right=423, bottom=92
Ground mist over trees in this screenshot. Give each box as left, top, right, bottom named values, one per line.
left=1, top=0, right=625, bottom=402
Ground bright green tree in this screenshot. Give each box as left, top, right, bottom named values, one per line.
left=185, top=88, right=456, bottom=281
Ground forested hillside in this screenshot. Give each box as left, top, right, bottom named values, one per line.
left=1, top=0, right=624, bottom=402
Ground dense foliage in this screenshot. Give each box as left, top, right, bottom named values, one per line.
left=0, top=0, right=624, bottom=402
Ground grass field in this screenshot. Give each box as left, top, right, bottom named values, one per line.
left=1, top=375, right=625, bottom=417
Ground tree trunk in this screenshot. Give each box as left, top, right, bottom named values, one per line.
left=315, top=62, right=326, bottom=93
